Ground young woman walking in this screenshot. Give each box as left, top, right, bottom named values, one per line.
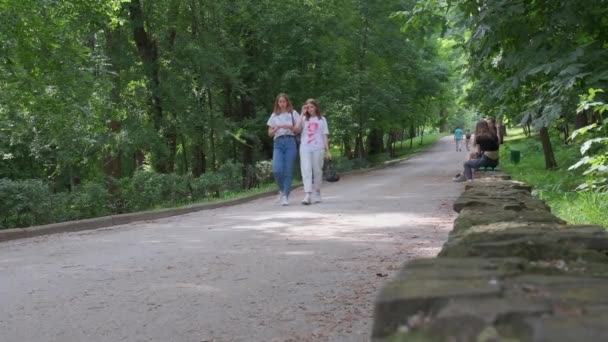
left=267, top=94, right=300, bottom=206
left=296, top=99, right=331, bottom=205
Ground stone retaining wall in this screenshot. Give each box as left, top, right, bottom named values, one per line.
left=372, top=172, right=608, bottom=341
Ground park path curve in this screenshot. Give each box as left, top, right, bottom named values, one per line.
left=0, top=136, right=468, bottom=342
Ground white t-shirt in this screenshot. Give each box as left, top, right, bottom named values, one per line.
left=267, top=111, right=300, bottom=140
left=300, top=116, right=329, bottom=151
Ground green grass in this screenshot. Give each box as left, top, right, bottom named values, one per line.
left=499, top=128, right=608, bottom=228
left=160, top=182, right=280, bottom=210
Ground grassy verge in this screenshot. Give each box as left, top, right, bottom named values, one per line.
left=499, top=128, right=608, bottom=228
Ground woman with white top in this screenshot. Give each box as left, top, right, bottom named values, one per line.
left=296, top=98, right=331, bottom=205
left=267, top=93, right=300, bottom=206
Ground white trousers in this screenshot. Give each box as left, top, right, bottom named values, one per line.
left=300, top=149, right=325, bottom=193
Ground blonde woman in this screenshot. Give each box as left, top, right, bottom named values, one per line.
left=296, top=99, right=331, bottom=205
left=267, top=94, right=300, bottom=206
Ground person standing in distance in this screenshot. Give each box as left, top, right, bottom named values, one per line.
left=454, top=126, right=464, bottom=151
left=296, top=99, right=331, bottom=205
left=267, top=94, right=300, bottom=206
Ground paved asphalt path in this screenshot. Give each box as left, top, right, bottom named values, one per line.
left=0, top=136, right=468, bottom=342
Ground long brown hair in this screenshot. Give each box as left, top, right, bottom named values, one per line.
left=273, top=93, right=293, bottom=114
left=473, top=120, right=492, bottom=144
left=302, top=98, right=323, bottom=120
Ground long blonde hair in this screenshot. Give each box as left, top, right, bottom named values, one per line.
left=273, top=93, right=293, bottom=114
left=302, top=98, right=323, bottom=120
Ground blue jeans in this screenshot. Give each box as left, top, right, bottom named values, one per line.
left=464, top=154, right=499, bottom=180
left=272, top=136, right=297, bottom=197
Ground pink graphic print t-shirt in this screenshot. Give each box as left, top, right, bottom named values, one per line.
left=300, top=117, right=329, bottom=151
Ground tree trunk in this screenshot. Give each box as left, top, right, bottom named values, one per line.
left=103, top=121, right=122, bottom=180
left=223, top=80, right=234, bottom=119
left=134, top=151, right=145, bottom=170
left=354, top=134, right=365, bottom=160
left=180, top=134, right=189, bottom=173
left=129, top=0, right=162, bottom=129
left=387, top=130, right=398, bottom=157
left=103, top=27, right=123, bottom=188
left=354, top=15, right=369, bottom=161
left=367, top=128, right=383, bottom=155
left=343, top=137, right=353, bottom=159
left=539, top=127, right=558, bottom=169
left=592, top=111, right=601, bottom=124
left=438, top=106, right=447, bottom=132
left=192, top=144, right=206, bottom=177
left=560, top=115, right=570, bottom=145
left=130, top=0, right=177, bottom=173
left=238, top=90, right=256, bottom=189
left=500, top=125, right=507, bottom=139
left=419, top=126, right=425, bottom=145
left=207, top=88, right=217, bottom=170
left=574, top=110, right=589, bottom=129
left=409, top=123, right=415, bottom=149
left=496, top=116, right=505, bottom=144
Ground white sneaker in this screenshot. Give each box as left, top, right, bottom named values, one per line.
left=452, top=174, right=467, bottom=182
left=313, top=191, right=322, bottom=203
left=275, top=191, right=283, bottom=203
left=301, top=193, right=311, bottom=205
left=281, top=196, right=289, bottom=206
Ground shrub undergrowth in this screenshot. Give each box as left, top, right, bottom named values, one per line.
left=1, top=133, right=446, bottom=230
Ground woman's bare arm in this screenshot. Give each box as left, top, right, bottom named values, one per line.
left=268, top=126, right=277, bottom=137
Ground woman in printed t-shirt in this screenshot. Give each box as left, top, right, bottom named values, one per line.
left=267, top=94, right=300, bottom=206
left=296, top=98, right=331, bottom=205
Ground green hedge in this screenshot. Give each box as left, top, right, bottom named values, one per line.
left=0, top=160, right=281, bottom=229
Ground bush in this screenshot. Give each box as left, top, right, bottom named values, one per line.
left=1, top=161, right=277, bottom=229
left=70, top=182, right=112, bottom=219
left=218, top=160, right=243, bottom=192
left=49, top=191, right=77, bottom=223
left=161, top=173, right=193, bottom=205
left=0, top=178, right=52, bottom=228
left=191, top=171, right=223, bottom=199
left=118, top=171, right=193, bottom=211
left=332, top=157, right=354, bottom=173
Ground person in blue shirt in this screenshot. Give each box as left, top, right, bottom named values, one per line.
left=454, top=127, right=464, bottom=151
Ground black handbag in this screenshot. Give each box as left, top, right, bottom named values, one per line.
left=324, top=159, right=340, bottom=182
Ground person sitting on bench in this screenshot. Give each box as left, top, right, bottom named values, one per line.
left=453, top=120, right=499, bottom=182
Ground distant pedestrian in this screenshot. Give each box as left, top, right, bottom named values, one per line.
left=267, top=93, right=300, bottom=206
left=465, top=129, right=472, bottom=151
left=454, top=127, right=464, bottom=151
left=295, top=99, right=331, bottom=205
